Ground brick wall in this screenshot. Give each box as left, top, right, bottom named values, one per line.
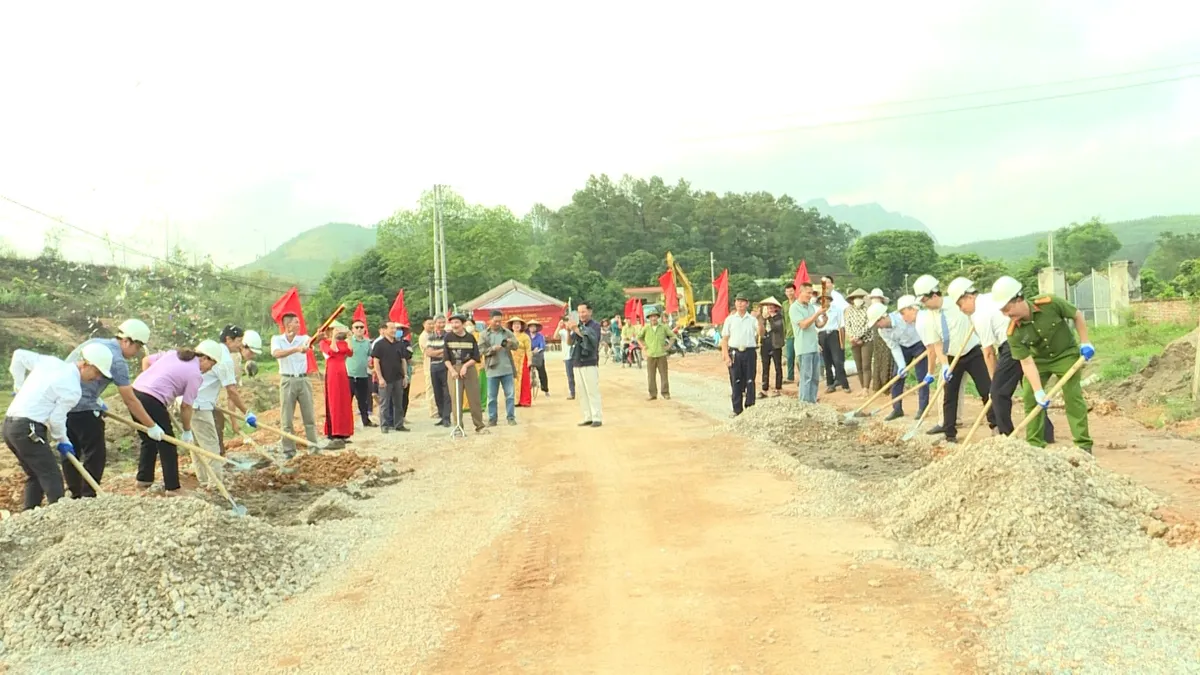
left=1132, top=299, right=1200, bottom=324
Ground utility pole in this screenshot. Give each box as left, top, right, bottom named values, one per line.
left=1048, top=233, right=1055, bottom=269
left=437, top=184, right=449, bottom=315
left=710, top=251, right=716, bottom=302
left=431, top=186, right=442, bottom=315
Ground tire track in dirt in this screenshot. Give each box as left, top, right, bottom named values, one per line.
left=424, top=359, right=977, bottom=673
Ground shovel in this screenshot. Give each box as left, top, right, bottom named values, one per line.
left=450, top=377, right=467, bottom=439
left=63, top=452, right=102, bottom=495
left=206, top=469, right=248, bottom=517
left=844, top=350, right=931, bottom=424
left=962, top=398, right=994, bottom=446
left=901, top=325, right=977, bottom=442
left=1011, top=356, right=1088, bottom=438
left=103, top=412, right=247, bottom=468
left=215, top=406, right=317, bottom=451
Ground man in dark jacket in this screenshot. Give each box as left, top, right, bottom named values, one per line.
left=759, top=297, right=785, bottom=396
left=568, top=302, right=603, bottom=427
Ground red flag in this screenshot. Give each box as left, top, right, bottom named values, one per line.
left=389, top=290, right=410, bottom=326
left=352, top=302, right=370, bottom=338
left=792, top=260, right=810, bottom=289
left=635, top=298, right=645, bottom=324
left=623, top=298, right=637, bottom=322
left=269, top=287, right=319, bottom=374
left=659, top=269, right=679, bottom=314
left=712, top=269, right=730, bottom=326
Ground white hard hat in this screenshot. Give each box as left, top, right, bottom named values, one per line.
left=80, top=342, right=113, bottom=379
left=896, top=294, right=920, bottom=309
left=946, top=277, right=977, bottom=304
left=117, top=318, right=151, bottom=345
left=242, top=330, right=263, bottom=354
left=866, top=303, right=890, bottom=325
left=195, top=339, right=224, bottom=362
left=991, top=276, right=1024, bottom=307
left=912, top=274, right=940, bottom=297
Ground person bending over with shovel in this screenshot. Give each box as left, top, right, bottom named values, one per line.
left=133, top=342, right=219, bottom=494
left=6, top=343, right=112, bottom=510
left=991, top=276, right=1094, bottom=453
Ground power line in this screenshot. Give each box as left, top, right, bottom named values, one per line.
left=682, top=71, right=1200, bottom=142
left=749, top=58, right=1200, bottom=124
left=0, top=194, right=299, bottom=296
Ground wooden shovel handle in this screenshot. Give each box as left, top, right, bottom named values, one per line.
left=854, top=349, right=931, bottom=414
left=64, top=452, right=102, bottom=494
left=103, top=412, right=237, bottom=466
left=215, top=406, right=314, bottom=448
left=963, top=398, right=994, bottom=446
left=1011, top=356, right=1088, bottom=437
left=910, top=324, right=977, bottom=430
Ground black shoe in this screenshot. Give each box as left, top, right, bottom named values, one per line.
left=381, top=427, right=390, bottom=434
left=926, top=425, right=946, bottom=435
left=475, top=425, right=489, bottom=433
left=825, top=385, right=836, bottom=393
left=591, top=421, right=602, bottom=427
left=944, top=437, right=959, bottom=444
left=363, top=420, right=377, bottom=427
left=396, top=426, right=410, bottom=432
left=488, top=420, right=498, bottom=427
left=507, top=418, right=517, bottom=426
left=567, top=395, right=575, bottom=400
left=884, top=410, right=903, bottom=421
left=842, top=387, right=852, bottom=393
left=578, top=420, right=593, bottom=426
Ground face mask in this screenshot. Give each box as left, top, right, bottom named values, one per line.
left=853, top=298, right=864, bottom=307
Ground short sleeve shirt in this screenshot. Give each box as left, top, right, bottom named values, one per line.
left=194, top=343, right=237, bottom=410
left=723, top=313, right=759, bottom=349
left=67, top=338, right=130, bottom=413
left=790, top=301, right=820, bottom=354
left=972, top=294, right=1011, bottom=351
left=1007, top=295, right=1079, bottom=362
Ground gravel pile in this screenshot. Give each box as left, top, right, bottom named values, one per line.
left=985, top=546, right=1200, bottom=674
left=724, top=397, right=849, bottom=444
left=0, top=495, right=323, bottom=652
left=877, top=436, right=1161, bottom=572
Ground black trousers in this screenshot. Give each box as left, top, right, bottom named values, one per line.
left=728, top=348, right=758, bottom=414
left=761, top=347, right=783, bottom=392
left=381, top=379, right=405, bottom=429
left=533, top=362, right=549, bottom=393
left=430, top=362, right=451, bottom=424
left=990, top=342, right=1055, bottom=442
left=134, top=391, right=180, bottom=491
left=349, top=376, right=372, bottom=424
left=3, top=417, right=65, bottom=510
left=819, top=331, right=850, bottom=389
left=65, top=410, right=106, bottom=498
left=942, top=345, right=994, bottom=441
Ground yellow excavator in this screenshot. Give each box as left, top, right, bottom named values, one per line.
left=665, top=252, right=713, bottom=330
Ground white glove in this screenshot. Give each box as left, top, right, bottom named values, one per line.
left=146, top=424, right=165, bottom=441
left=180, top=429, right=194, bottom=443
left=1034, top=389, right=1050, bottom=410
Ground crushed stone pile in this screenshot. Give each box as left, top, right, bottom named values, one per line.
left=0, top=495, right=323, bottom=652
left=724, top=398, right=931, bottom=480
left=877, top=436, right=1161, bottom=572
left=1101, top=328, right=1196, bottom=405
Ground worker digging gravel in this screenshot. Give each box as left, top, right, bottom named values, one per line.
left=868, top=295, right=928, bottom=420
left=991, top=275, right=1095, bottom=452
left=914, top=274, right=993, bottom=443
left=193, top=329, right=258, bottom=487
left=61, top=318, right=161, bottom=498
left=6, top=343, right=113, bottom=510
left=210, top=325, right=257, bottom=456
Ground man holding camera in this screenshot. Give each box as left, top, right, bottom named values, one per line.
left=568, top=302, right=604, bottom=427
left=480, top=310, right=518, bottom=426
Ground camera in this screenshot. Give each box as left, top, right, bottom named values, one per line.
left=501, top=339, right=509, bottom=347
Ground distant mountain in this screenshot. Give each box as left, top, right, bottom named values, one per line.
left=237, top=222, right=375, bottom=291
left=937, top=215, right=1200, bottom=265
left=804, top=198, right=937, bottom=243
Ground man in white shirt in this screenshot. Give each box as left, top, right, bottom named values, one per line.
left=6, top=344, right=112, bottom=510
left=915, top=275, right=993, bottom=443
left=721, top=293, right=763, bottom=416
left=270, top=312, right=318, bottom=458
left=557, top=318, right=576, bottom=399
left=954, top=280, right=1054, bottom=443
left=870, top=295, right=931, bottom=420
left=818, top=275, right=851, bottom=393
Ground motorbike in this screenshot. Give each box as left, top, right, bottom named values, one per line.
left=624, top=340, right=644, bottom=369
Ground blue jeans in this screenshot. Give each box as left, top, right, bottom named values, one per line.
left=487, top=372, right=516, bottom=422
left=565, top=360, right=576, bottom=397
left=798, top=352, right=820, bottom=403
left=891, top=342, right=929, bottom=415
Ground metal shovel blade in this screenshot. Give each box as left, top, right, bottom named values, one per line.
left=900, top=422, right=922, bottom=442
left=230, top=503, right=248, bottom=517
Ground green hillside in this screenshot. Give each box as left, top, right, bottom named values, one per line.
left=237, top=222, right=376, bottom=291
left=804, top=198, right=937, bottom=242
left=937, top=215, right=1200, bottom=264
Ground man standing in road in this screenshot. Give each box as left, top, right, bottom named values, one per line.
left=557, top=317, right=576, bottom=400
left=347, top=319, right=375, bottom=427
left=782, top=283, right=797, bottom=383
left=568, top=302, right=603, bottom=426
left=61, top=319, right=161, bottom=498
left=445, top=314, right=486, bottom=433
left=426, top=316, right=452, bottom=426
left=758, top=297, right=785, bottom=397
left=480, top=310, right=518, bottom=427
left=419, top=317, right=438, bottom=420
left=818, top=275, right=851, bottom=393
left=721, top=293, right=762, bottom=416
left=271, top=313, right=319, bottom=457
left=371, top=321, right=410, bottom=433
left=638, top=309, right=674, bottom=401
left=790, top=283, right=826, bottom=403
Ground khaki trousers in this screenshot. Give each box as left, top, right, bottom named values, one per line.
left=646, top=355, right=669, bottom=398
left=191, top=409, right=224, bottom=487
left=575, top=365, right=603, bottom=423
left=279, top=375, right=318, bottom=454
left=452, top=366, right=484, bottom=430
left=425, top=359, right=437, bottom=418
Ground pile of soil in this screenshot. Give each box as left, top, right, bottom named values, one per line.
left=233, top=451, right=382, bottom=491
left=1102, top=329, right=1197, bottom=405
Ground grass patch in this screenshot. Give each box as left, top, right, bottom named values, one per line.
left=1090, top=321, right=1193, bottom=382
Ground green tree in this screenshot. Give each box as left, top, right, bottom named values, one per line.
left=1038, top=217, right=1121, bottom=275
left=1144, top=231, right=1200, bottom=280
left=611, top=250, right=663, bottom=286
left=847, top=230, right=939, bottom=294
left=1172, top=259, right=1200, bottom=296
left=1138, top=268, right=1173, bottom=299
left=727, top=273, right=761, bottom=304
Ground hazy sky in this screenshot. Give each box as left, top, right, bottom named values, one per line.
left=2, top=1, right=1198, bottom=267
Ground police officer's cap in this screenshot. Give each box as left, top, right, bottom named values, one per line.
left=734, top=293, right=749, bottom=302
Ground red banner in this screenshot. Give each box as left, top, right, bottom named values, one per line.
left=659, top=269, right=679, bottom=314
left=623, top=297, right=645, bottom=324
left=471, top=304, right=567, bottom=339
left=712, top=269, right=730, bottom=326
left=352, top=302, right=370, bottom=338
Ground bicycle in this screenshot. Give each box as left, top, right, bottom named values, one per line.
left=531, top=367, right=542, bottom=401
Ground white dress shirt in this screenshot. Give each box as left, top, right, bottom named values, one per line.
left=972, top=294, right=1011, bottom=352
left=723, top=312, right=760, bottom=349
left=272, top=333, right=310, bottom=376
left=7, top=350, right=82, bottom=443
left=879, top=311, right=923, bottom=369
left=918, top=304, right=980, bottom=356
left=194, top=343, right=237, bottom=410
left=819, top=289, right=849, bottom=333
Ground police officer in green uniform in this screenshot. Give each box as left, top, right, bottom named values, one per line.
left=990, top=276, right=1095, bottom=452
